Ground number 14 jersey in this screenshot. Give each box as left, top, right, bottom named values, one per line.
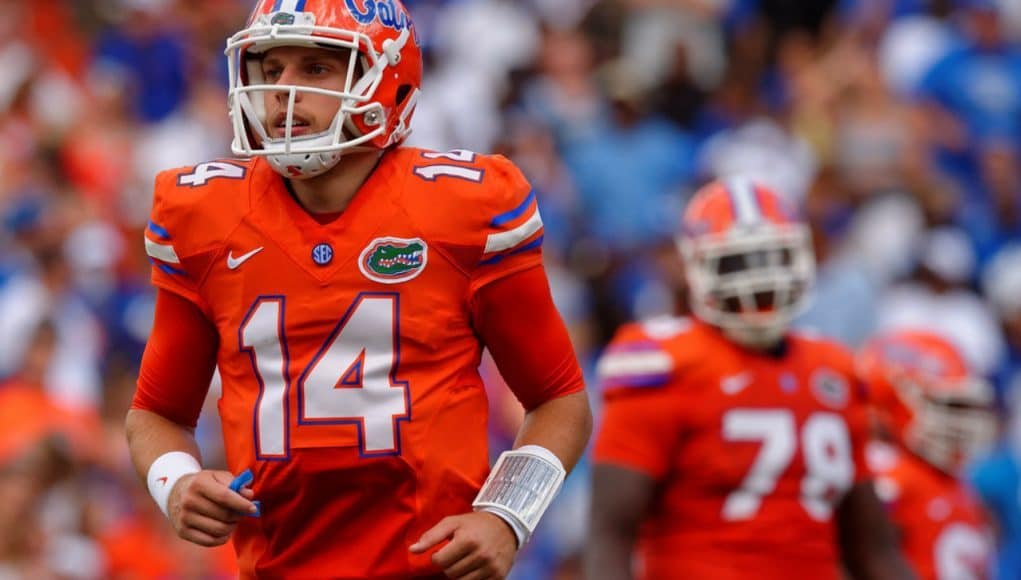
left=141, top=148, right=569, bottom=578
left=593, top=318, right=871, bottom=580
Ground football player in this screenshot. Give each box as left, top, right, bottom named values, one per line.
left=124, top=1, right=592, bottom=578
left=586, top=179, right=911, bottom=580
left=859, top=330, right=995, bottom=580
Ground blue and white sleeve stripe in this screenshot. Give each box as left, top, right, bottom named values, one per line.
left=145, top=220, right=185, bottom=276
left=480, top=190, right=544, bottom=266
left=596, top=342, right=674, bottom=389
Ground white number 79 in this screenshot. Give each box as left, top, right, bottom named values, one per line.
left=722, top=410, right=855, bottom=521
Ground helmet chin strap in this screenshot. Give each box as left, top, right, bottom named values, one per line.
left=266, top=137, right=345, bottom=179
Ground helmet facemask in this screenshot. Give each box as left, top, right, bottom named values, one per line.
left=901, top=378, right=996, bottom=473
left=225, top=11, right=414, bottom=178
left=681, top=224, right=815, bottom=349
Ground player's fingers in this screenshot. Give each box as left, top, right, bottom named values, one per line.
left=410, top=516, right=460, bottom=553
left=455, top=567, right=501, bottom=580
left=180, top=493, right=242, bottom=524
left=441, top=551, right=485, bottom=579
left=180, top=511, right=238, bottom=539
left=197, top=473, right=259, bottom=514
left=432, top=535, right=478, bottom=570
left=178, top=525, right=232, bottom=548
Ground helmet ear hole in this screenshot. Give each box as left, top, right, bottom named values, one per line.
left=396, top=84, right=412, bottom=105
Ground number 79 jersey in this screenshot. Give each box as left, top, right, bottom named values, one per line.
left=593, top=318, right=871, bottom=580
left=143, top=148, right=550, bottom=577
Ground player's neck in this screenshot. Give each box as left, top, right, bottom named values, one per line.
left=287, top=150, right=384, bottom=214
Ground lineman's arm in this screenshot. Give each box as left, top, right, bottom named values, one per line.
left=586, top=464, right=655, bottom=580
left=126, top=289, right=257, bottom=546
left=837, top=481, right=916, bottom=580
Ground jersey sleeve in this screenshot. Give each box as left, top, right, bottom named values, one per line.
left=133, top=288, right=219, bottom=428
left=472, top=265, right=585, bottom=411
left=467, top=155, right=544, bottom=293
left=592, top=325, right=682, bottom=480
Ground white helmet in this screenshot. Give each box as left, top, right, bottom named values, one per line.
left=225, top=0, right=422, bottom=178
left=678, top=178, right=815, bottom=349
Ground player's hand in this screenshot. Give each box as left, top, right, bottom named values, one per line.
left=167, top=470, right=258, bottom=547
left=410, top=511, right=517, bottom=579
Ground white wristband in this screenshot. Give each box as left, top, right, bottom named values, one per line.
left=473, top=445, right=566, bottom=547
left=146, top=451, right=201, bottom=518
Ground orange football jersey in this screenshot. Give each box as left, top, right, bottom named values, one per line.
left=142, top=148, right=565, bottom=579
left=869, top=442, right=993, bottom=580
left=593, top=318, right=871, bottom=580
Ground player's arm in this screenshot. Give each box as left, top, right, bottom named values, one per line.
left=475, top=264, right=591, bottom=474
left=411, top=264, right=591, bottom=579
left=836, top=481, right=916, bottom=580
left=586, top=464, right=655, bottom=580
left=126, top=289, right=258, bottom=546
left=584, top=340, right=679, bottom=580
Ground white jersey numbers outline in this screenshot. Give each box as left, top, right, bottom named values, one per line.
left=800, top=413, right=855, bottom=520
left=239, top=293, right=410, bottom=459
left=297, top=294, right=408, bottom=453
left=722, top=409, right=855, bottom=521
left=240, top=297, right=290, bottom=458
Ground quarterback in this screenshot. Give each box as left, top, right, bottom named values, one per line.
left=586, top=179, right=911, bottom=579
left=125, top=1, right=592, bottom=578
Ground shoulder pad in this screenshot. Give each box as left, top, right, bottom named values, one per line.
left=402, top=149, right=541, bottom=268
left=145, top=159, right=255, bottom=274
left=792, top=331, right=857, bottom=367
left=639, top=316, right=693, bottom=340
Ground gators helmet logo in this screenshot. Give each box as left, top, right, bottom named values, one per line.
left=359, top=237, right=428, bottom=284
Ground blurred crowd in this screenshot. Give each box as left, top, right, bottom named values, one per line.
left=2, top=0, right=1021, bottom=577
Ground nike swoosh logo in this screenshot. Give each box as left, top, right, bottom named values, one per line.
left=227, top=247, right=264, bottom=270
left=720, top=372, right=753, bottom=395
left=157, top=476, right=168, bottom=486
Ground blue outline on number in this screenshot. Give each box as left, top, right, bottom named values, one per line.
left=295, top=292, right=411, bottom=458
left=239, top=296, right=291, bottom=461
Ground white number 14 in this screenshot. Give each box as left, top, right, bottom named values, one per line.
left=240, top=294, right=409, bottom=459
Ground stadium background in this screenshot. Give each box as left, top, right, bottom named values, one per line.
left=1, top=0, right=1020, bottom=577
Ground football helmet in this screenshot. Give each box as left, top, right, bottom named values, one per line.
left=678, top=178, right=815, bottom=349
left=858, top=330, right=995, bottom=473
left=226, top=0, right=422, bottom=178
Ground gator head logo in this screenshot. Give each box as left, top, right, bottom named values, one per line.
left=811, top=368, right=850, bottom=409
left=358, top=237, right=427, bottom=284
left=270, top=12, right=296, bottom=25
